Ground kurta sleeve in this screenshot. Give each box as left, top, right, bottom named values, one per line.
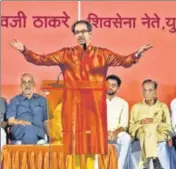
left=157, top=103, right=173, bottom=139
left=129, top=105, right=142, bottom=138
left=104, top=48, right=140, bottom=68
left=162, top=103, right=171, bottom=125
left=119, top=101, right=129, bottom=130
left=22, top=47, right=68, bottom=66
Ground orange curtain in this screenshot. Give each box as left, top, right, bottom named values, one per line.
left=1, top=145, right=118, bottom=169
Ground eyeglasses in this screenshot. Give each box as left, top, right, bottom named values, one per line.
left=21, top=81, right=34, bottom=85
left=74, top=29, right=89, bottom=35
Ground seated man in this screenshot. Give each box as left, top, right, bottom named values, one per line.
left=106, top=74, right=132, bottom=169
left=6, top=73, right=48, bottom=144
left=129, top=79, right=173, bottom=169
left=0, top=97, right=8, bottom=149
left=170, top=98, right=176, bottom=150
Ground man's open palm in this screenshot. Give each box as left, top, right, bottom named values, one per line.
left=9, top=39, right=24, bottom=52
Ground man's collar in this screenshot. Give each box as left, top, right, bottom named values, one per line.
left=20, top=93, right=38, bottom=100
left=106, top=95, right=117, bottom=101
left=76, top=43, right=92, bottom=51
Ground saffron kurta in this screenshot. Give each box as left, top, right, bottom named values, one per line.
left=23, top=44, right=138, bottom=154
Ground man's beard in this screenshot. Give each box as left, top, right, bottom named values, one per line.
left=107, top=91, right=116, bottom=96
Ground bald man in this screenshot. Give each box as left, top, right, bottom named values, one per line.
left=6, top=73, right=48, bottom=144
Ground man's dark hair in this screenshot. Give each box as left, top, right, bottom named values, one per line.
left=71, top=20, right=92, bottom=34
left=106, top=74, right=122, bottom=87
left=142, top=79, right=158, bottom=89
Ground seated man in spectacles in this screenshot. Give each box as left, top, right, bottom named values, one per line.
left=6, top=73, right=48, bottom=144
left=129, top=79, right=173, bottom=169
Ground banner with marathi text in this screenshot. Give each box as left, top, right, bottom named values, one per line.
left=1, top=1, right=176, bottom=105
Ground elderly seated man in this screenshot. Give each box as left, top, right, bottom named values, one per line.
left=0, top=97, right=8, bottom=149
left=129, top=79, right=173, bottom=169
left=6, top=73, right=48, bottom=144
left=170, top=98, right=176, bottom=150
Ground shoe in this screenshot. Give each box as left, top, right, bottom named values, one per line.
left=153, top=157, right=164, bottom=169
left=143, top=158, right=151, bottom=169
left=11, top=140, right=22, bottom=145
left=37, top=139, right=47, bottom=145
left=143, top=164, right=150, bottom=169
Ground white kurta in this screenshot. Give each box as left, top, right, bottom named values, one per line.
left=170, top=98, right=176, bottom=135
left=107, top=96, right=129, bottom=132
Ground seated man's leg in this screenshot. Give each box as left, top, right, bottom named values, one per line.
left=1, top=128, right=6, bottom=149
left=172, top=136, right=176, bottom=151
left=22, top=125, right=38, bottom=144
left=137, top=124, right=164, bottom=169
left=11, top=125, right=38, bottom=144
left=137, top=124, right=158, bottom=161
left=157, top=142, right=171, bottom=169
left=116, top=132, right=132, bottom=169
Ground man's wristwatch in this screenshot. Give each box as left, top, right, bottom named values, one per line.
left=135, top=52, right=141, bottom=58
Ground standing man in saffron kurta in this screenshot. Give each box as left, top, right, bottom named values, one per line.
left=9, top=20, right=152, bottom=155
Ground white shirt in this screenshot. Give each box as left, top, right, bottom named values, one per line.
left=170, top=98, right=176, bottom=135
left=107, top=96, right=129, bottom=131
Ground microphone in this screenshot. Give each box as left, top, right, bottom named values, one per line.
left=82, top=43, right=87, bottom=51
left=49, top=72, right=65, bottom=88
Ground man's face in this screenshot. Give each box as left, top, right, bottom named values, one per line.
left=143, top=82, right=156, bottom=101
left=107, top=79, right=119, bottom=95
left=74, top=23, right=91, bottom=45
left=20, top=75, right=35, bottom=96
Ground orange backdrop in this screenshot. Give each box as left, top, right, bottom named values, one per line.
left=1, top=1, right=176, bottom=107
